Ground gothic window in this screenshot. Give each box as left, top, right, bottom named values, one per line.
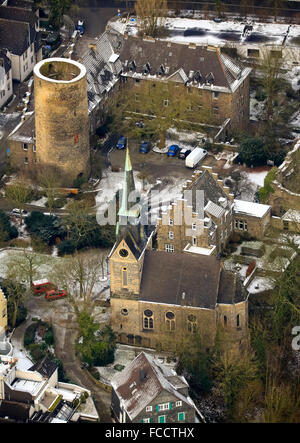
left=187, top=314, right=197, bottom=333
left=165, top=311, right=175, bottom=331
left=169, top=231, right=174, bottom=240
left=122, top=268, right=128, bottom=287
left=143, top=310, right=154, bottom=329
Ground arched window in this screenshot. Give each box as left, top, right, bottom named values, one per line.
left=165, top=311, right=175, bottom=331
left=187, top=314, right=197, bottom=333
left=143, top=309, right=154, bottom=330
left=122, top=268, right=128, bottom=287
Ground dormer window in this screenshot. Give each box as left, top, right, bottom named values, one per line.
left=129, top=60, right=136, bottom=71
left=194, top=71, right=202, bottom=83
left=158, top=64, right=165, bottom=76
left=143, top=62, right=151, bottom=74
left=206, top=72, right=214, bottom=84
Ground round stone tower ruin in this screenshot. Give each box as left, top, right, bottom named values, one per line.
left=34, top=57, right=90, bottom=187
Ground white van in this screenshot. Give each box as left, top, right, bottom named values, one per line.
left=185, top=148, right=207, bottom=168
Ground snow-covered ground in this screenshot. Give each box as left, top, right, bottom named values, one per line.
left=109, top=16, right=300, bottom=48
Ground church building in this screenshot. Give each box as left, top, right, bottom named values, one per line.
left=109, top=149, right=248, bottom=352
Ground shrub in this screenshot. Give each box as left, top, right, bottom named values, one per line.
left=57, top=239, right=76, bottom=256
left=258, top=167, right=278, bottom=203
left=24, top=323, right=37, bottom=347
left=238, top=137, right=266, bottom=167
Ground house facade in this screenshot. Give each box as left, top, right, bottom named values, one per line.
left=111, top=352, right=203, bottom=423
left=0, top=49, right=12, bottom=108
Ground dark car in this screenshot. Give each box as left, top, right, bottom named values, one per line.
left=139, top=141, right=151, bottom=153
left=167, top=144, right=180, bottom=157
left=116, top=136, right=127, bottom=150
left=213, top=17, right=222, bottom=23
left=178, top=148, right=191, bottom=160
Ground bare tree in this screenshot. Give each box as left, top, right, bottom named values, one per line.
left=259, top=49, right=283, bottom=120
left=50, top=249, right=106, bottom=318
left=37, top=166, right=62, bottom=215
left=5, top=179, right=31, bottom=225
left=135, top=0, right=168, bottom=37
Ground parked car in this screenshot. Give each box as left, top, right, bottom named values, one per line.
left=213, top=17, right=222, bottom=23
left=76, top=20, right=85, bottom=35
left=135, top=121, right=144, bottom=128
left=116, top=136, right=127, bottom=150
left=32, top=279, right=57, bottom=295
left=178, top=148, right=191, bottom=160
left=45, top=289, right=67, bottom=301
left=167, top=144, right=180, bottom=157
left=11, top=208, right=28, bottom=217
left=139, top=141, right=151, bottom=153
left=185, top=147, right=207, bottom=168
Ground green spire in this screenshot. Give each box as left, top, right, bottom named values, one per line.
left=125, top=145, right=132, bottom=172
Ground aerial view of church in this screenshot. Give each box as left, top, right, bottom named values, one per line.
left=0, top=0, right=299, bottom=430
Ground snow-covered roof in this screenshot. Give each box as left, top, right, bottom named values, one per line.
left=282, top=209, right=300, bottom=223
left=234, top=199, right=271, bottom=218
left=205, top=200, right=225, bottom=218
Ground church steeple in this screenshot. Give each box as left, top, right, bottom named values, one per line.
left=116, top=146, right=141, bottom=238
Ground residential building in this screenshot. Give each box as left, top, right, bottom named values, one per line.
left=117, top=37, right=251, bottom=133
left=0, top=48, right=13, bottom=108
left=111, top=351, right=204, bottom=423
left=0, top=10, right=42, bottom=82
left=0, top=355, right=98, bottom=422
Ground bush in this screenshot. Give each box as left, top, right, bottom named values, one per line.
left=45, top=197, right=67, bottom=209
left=238, top=137, right=266, bottom=167
left=0, top=210, right=18, bottom=242
left=24, top=323, right=37, bottom=347
left=57, top=239, right=76, bottom=256
left=258, top=167, right=277, bottom=203
left=25, top=211, right=66, bottom=245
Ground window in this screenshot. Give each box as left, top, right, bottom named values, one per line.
left=163, top=99, right=169, bottom=107
left=165, top=244, right=174, bottom=253
left=168, top=231, right=174, bottom=240
left=237, top=314, right=240, bottom=328
left=169, top=218, right=174, bottom=226
left=24, top=157, right=28, bottom=164
left=122, top=268, right=128, bottom=287
left=165, top=311, right=175, bottom=331
left=33, top=145, right=36, bottom=153
left=248, top=49, right=260, bottom=58
left=146, top=406, right=152, bottom=412
left=178, top=412, right=185, bottom=421
left=121, top=308, right=128, bottom=316
left=158, top=415, right=165, bottom=423
left=224, top=315, right=227, bottom=326
left=192, top=222, right=196, bottom=230
left=143, top=310, right=154, bottom=329
left=187, top=314, right=197, bottom=333
left=235, top=219, right=248, bottom=231
left=158, top=403, right=170, bottom=411
left=176, top=401, right=182, bottom=407
left=192, top=236, right=197, bottom=246
left=213, top=91, right=219, bottom=100
left=2, top=308, right=6, bottom=318
left=213, top=106, right=219, bottom=115
left=142, top=418, right=152, bottom=423
left=31, top=56, right=34, bottom=64
left=23, top=143, right=28, bottom=151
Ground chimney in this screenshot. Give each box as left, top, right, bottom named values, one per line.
left=181, top=292, right=186, bottom=306
left=88, top=43, right=97, bottom=52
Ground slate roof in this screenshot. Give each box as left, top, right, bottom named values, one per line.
left=0, top=18, right=34, bottom=55
left=7, top=0, right=34, bottom=8
left=119, top=37, right=247, bottom=91
left=8, top=112, right=35, bottom=143
left=139, top=250, right=245, bottom=308
left=29, top=356, right=57, bottom=379
left=187, top=169, right=232, bottom=213
left=0, top=5, right=37, bottom=27
left=81, top=31, right=123, bottom=114
left=111, top=352, right=197, bottom=421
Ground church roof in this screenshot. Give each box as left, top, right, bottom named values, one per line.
left=139, top=250, right=245, bottom=308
